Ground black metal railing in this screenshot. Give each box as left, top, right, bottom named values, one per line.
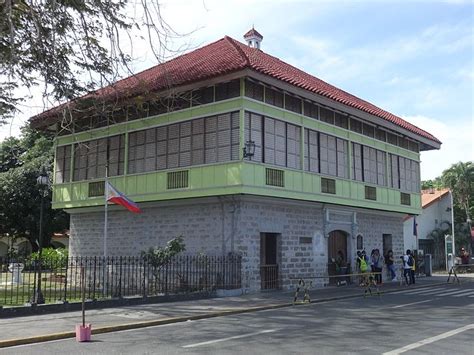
left=0, top=254, right=242, bottom=307
left=260, top=264, right=279, bottom=290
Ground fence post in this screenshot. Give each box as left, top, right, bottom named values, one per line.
left=142, top=256, right=147, bottom=299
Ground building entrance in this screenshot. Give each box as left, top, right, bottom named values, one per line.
left=260, top=233, right=279, bottom=290
left=327, top=230, right=348, bottom=285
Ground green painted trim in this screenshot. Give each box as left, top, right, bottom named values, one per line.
left=53, top=161, right=421, bottom=215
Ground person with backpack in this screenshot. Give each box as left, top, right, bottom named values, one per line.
left=402, top=249, right=415, bottom=285
left=357, top=251, right=368, bottom=286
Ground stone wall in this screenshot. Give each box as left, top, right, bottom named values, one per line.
left=69, top=196, right=405, bottom=291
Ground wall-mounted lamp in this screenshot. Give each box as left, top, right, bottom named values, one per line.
left=446, top=207, right=452, bottom=212
left=243, top=140, right=256, bottom=159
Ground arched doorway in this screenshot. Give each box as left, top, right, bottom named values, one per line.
left=327, top=230, right=348, bottom=285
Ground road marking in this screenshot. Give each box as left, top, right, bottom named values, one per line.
left=390, top=299, right=433, bottom=309
left=406, top=287, right=448, bottom=295
left=434, top=289, right=470, bottom=297
left=182, top=329, right=277, bottom=348
left=390, top=287, right=446, bottom=295
left=382, top=324, right=474, bottom=355
left=452, top=290, right=474, bottom=297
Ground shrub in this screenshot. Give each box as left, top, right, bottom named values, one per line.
left=141, top=236, right=186, bottom=270
left=30, top=247, right=69, bottom=267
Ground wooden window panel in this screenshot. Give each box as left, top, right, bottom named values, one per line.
left=265, top=87, right=284, bottom=108
left=215, top=80, right=240, bottom=101
left=320, top=133, right=329, bottom=175
left=387, top=132, right=398, bottom=145
left=192, top=87, right=214, bottom=106
left=362, top=123, right=375, bottom=138
left=303, top=101, right=319, bottom=119
left=350, top=118, right=362, bottom=133
left=352, top=143, right=363, bottom=182
left=376, top=150, right=386, bottom=186
left=335, top=113, right=349, bottom=129
left=284, top=94, right=302, bottom=113
left=320, top=107, right=334, bottom=125
left=245, top=79, right=264, bottom=101
left=375, top=128, right=386, bottom=142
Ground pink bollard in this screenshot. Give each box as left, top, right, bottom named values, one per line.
left=75, top=324, right=92, bottom=342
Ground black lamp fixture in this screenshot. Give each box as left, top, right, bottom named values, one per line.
left=31, top=167, right=49, bottom=305
left=243, top=140, right=256, bottom=159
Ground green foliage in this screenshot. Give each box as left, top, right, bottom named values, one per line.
left=30, top=247, right=68, bottom=267
left=0, top=0, right=181, bottom=122
left=421, top=177, right=443, bottom=190
left=0, top=126, right=69, bottom=249
left=442, top=161, right=474, bottom=223
left=141, top=237, right=186, bottom=270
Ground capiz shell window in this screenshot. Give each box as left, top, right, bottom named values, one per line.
left=128, top=112, right=240, bottom=174
left=72, top=134, right=125, bottom=181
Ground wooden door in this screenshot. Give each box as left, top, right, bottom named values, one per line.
left=328, top=230, right=347, bottom=262
left=327, top=231, right=347, bottom=284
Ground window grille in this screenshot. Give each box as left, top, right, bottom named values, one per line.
left=321, top=178, right=336, bottom=194
left=167, top=170, right=189, bottom=189
left=265, top=168, right=284, bottom=187
left=88, top=181, right=105, bottom=197
left=401, top=192, right=411, bottom=206
left=365, top=186, right=377, bottom=201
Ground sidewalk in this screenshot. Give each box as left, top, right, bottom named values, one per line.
left=0, top=275, right=449, bottom=346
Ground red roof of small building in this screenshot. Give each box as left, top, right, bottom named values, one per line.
left=421, top=188, right=450, bottom=209
left=403, top=188, right=451, bottom=221
left=30, top=36, right=440, bottom=144
left=244, top=28, right=263, bottom=39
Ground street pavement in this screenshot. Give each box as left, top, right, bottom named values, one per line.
left=1, top=276, right=474, bottom=354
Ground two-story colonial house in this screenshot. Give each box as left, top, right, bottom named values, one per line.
left=30, top=29, right=441, bottom=290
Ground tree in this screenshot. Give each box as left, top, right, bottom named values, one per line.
left=0, top=0, right=184, bottom=123
left=421, top=177, right=443, bottom=190
left=441, top=161, right=474, bottom=253
left=442, top=161, right=474, bottom=224
left=0, top=126, right=69, bottom=251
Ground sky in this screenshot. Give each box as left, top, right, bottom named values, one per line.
left=1, top=0, right=473, bottom=180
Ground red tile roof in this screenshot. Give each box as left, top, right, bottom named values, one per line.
left=421, top=188, right=450, bottom=209
left=30, top=36, right=440, bottom=144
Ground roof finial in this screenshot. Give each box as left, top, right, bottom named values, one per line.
left=243, top=27, right=263, bottom=49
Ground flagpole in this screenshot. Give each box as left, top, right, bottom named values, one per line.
left=103, top=140, right=110, bottom=296
left=104, top=165, right=108, bottom=260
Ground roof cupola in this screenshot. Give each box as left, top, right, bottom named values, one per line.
left=243, top=27, right=263, bottom=49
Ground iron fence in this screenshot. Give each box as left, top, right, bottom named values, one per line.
left=0, top=254, right=242, bottom=307
left=260, top=264, right=279, bottom=290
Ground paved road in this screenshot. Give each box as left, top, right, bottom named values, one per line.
left=4, top=281, right=474, bottom=354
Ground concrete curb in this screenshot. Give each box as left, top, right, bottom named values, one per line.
left=0, top=281, right=448, bottom=348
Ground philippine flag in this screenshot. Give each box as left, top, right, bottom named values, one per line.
left=105, top=181, right=141, bottom=213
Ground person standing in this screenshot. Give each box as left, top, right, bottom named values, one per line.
left=410, top=251, right=416, bottom=283
left=460, top=247, right=470, bottom=265
left=371, top=249, right=383, bottom=284
left=385, top=250, right=396, bottom=281
left=400, top=249, right=413, bottom=285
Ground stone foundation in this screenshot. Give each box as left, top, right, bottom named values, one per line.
left=69, top=195, right=404, bottom=291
